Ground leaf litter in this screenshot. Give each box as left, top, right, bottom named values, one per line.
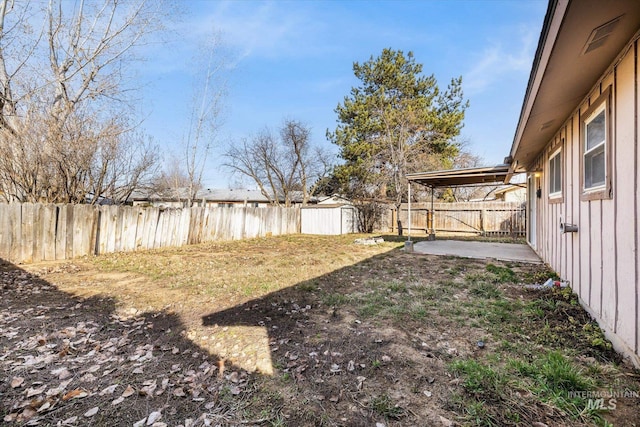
left=0, top=262, right=255, bottom=426
left=2, top=235, right=640, bottom=426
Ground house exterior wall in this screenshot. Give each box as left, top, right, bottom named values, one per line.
left=528, top=37, right=639, bottom=365
left=206, top=201, right=271, bottom=208
left=498, top=188, right=526, bottom=203
left=132, top=200, right=184, bottom=208
left=132, top=200, right=272, bottom=208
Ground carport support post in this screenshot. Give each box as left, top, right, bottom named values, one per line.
left=404, top=182, right=414, bottom=253
left=428, top=185, right=436, bottom=241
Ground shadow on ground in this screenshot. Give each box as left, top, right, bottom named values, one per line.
left=3, top=239, right=640, bottom=427
left=200, top=248, right=453, bottom=426
left=0, top=258, right=251, bottom=426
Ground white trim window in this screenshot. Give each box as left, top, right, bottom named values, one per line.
left=584, top=104, right=606, bottom=190
left=549, top=149, right=562, bottom=197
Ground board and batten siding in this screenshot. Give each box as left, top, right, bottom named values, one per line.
left=528, top=37, right=640, bottom=365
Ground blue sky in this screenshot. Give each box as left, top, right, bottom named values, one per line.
left=139, top=0, right=547, bottom=188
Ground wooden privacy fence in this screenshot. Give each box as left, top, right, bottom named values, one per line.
left=393, top=201, right=526, bottom=236
left=0, top=203, right=299, bottom=264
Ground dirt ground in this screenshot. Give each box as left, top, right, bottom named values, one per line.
left=1, top=235, right=639, bottom=426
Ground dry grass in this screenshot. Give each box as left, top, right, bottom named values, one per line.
left=2, top=234, right=638, bottom=426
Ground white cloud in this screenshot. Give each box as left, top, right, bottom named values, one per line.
left=463, top=25, right=538, bottom=95
left=188, top=1, right=325, bottom=61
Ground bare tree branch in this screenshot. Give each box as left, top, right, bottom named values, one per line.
left=0, top=0, right=165, bottom=204
left=224, top=119, right=333, bottom=206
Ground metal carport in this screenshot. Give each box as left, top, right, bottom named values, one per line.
left=405, top=164, right=511, bottom=242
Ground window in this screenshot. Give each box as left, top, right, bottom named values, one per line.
left=549, top=149, right=562, bottom=197
left=584, top=106, right=606, bottom=189
left=581, top=87, right=611, bottom=200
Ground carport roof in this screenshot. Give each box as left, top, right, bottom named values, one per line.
left=406, top=164, right=511, bottom=187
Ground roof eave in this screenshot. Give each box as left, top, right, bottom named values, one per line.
left=509, top=0, right=640, bottom=171
left=509, top=0, right=568, bottom=171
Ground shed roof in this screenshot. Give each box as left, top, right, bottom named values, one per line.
left=406, top=165, right=511, bottom=188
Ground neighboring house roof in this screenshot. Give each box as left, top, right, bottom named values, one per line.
left=317, top=194, right=352, bottom=205
left=406, top=165, right=511, bottom=187
left=130, top=188, right=318, bottom=204
left=509, top=0, right=640, bottom=171
left=199, top=189, right=272, bottom=203
left=131, top=188, right=273, bottom=203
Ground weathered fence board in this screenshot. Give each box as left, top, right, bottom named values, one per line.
left=8, top=204, right=21, bottom=262
left=0, top=201, right=522, bottom=264
left=0, top=203, right=11, bottom=258
left=41, top=204, right=57, bottom=261
left=393, top=201, right=526, bottom=236
left=0, top=203, right=301, bottom=264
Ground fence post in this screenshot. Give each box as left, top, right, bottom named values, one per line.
left=391, top=209, right=396, bottom=233
left=241, top=207, right=247, bottom=239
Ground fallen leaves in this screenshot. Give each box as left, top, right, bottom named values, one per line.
left=111, top=396, right=125, bottom=406
left=146, top=410, right=162, bottom=425
left=26, top=384, right=47, bottom=398
left=1, top=274, right=244, bottom=427
left=83, top=406, right=99, bottom=417
left=51, top=367, right=72, bottom=380
left=121, top=385, right=136, bottom=398
left=62, top=389, right=88, bottom=401
left=10, top=377, right=24, bottom=388
left=99, top=384, right=118, bottom=395
left=139, top=380, right=157, bottom=396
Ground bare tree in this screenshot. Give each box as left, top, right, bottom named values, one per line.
left=224, top=119, right=333, bottom=206
left=152, top=154, right=192, bottom=199
left=440, top=149, right=501, bottom=202
left=0, top=0, right=165, bottom=203
left=280, top=120, right=332, bottom=205
left=225, top=130, right=286, bottom=205
left=0, top=0, right=43, bottom=135
left=88, top=128, right=160, bottom=204
left=182, top=33, right=227, bottom=206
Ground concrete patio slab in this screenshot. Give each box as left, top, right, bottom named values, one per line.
left=412, top=240, right=541, bottom=263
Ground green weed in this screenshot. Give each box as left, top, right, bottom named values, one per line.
left=449, top=359, right=507, bottom=401
left=298, top=282, right=319, bottom=292
left=322, top=293, right=349, bottom=306
left=485, top=263, right=518, bottom=283
left=583, top=323, right=612, bottom=350
left=469, top=282, right=503, bottom=299
left=369, top=394, right=405, bottom=419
